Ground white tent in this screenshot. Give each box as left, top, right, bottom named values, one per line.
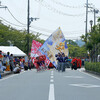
left=0, top=46, right=26, bottom=56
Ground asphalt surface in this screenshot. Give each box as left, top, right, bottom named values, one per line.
left=0, top=68, right=100, bottom=100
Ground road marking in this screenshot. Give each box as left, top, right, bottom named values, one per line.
left=80, top=71, right=100, bottom=81
left=70, top=83, right=100, bottom=88
left=51, top=71, right=54, bottom=75
left=64, top=76, right=83, bottom=79
left=51, top=71, right=53, bottom=73
left=51, top=76, right=54, bottom=78
left=50, top=79, right=54, bottom=82
left=48, top=84, right=55, bottom=100
left=51, top=73, right=54, bottom=75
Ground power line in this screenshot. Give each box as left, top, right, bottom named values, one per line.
left=0, top=17, right=82, bottom=40
left=35, top=0, right=85, bottom=17
left=0, top=17, right=85, bottom=34
left=0, top=2, right=26, bottom=26
left=1, top=2, right=85, bottom=32
left=0, top=17, right=26, bottom=27
left=30, top=29, right=81, bottom=40
left=7, top=8, right=26, bottom=25
left=30, top=27, right=84, bottom=36
left=31, top=25, right=85, bottom=33
left=50, top=0, right=84, bottom=8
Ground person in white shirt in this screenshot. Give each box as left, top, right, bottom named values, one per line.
left=13, top=63, right=21, bottom=74
left=0, top=60, right=6, bottom=73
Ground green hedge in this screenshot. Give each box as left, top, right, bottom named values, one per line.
left=85, top=62, right=100, bottom=73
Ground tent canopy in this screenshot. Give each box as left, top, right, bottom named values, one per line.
left=0, top=46, right=26, bottom=57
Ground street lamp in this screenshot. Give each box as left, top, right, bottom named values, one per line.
left=90, top=20, right=93, bottom=32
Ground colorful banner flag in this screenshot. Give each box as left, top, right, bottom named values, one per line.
left=31, top=40, right=50, bottom=65
left=38, top=27, right=68, bottom=67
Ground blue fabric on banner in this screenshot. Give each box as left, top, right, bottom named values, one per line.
left=38, top=28, right=68, bottom=67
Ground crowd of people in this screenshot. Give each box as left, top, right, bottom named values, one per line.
left=55, top=52, right=82, bottom=72
left=0, top=50, right=33, bottom=74
left=55, top=52, right=68, bottom=72
left=33, top=52, right=83, bottom=72
left=0, top=49, right=84, bottom=74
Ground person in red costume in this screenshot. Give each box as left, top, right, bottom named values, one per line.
left=71, top=58, right=77, bottom=70
left=34, top=55, right=46, bottom=72
left=48, top=62, right=54, bottom=69
left=39, top=55, right=46, bottom=70
left=34, top=57, right=41, bottom=72
left=76, top=58, right=80, bottom=68
left=77, top=58, right=82, bottom=68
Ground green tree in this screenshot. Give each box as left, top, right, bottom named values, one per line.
left=0, top=22, right=45, bottom=54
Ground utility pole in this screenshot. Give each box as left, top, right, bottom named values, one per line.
left=0, top=1, right=7, bottom=9
left=94, top=9, right=96, bottom=26
left=27, top=0, right=39, bottom=55
left=93, top=9, right=99, bottom=26
left=27, top=0, right=30, bottom=55
left=85, top=0, right=88, bottom=37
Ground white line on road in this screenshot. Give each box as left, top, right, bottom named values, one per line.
left=51, top=71, right=54, bottom=75
left=64, top=76, right=83, bottom=78
left=51, top=73, right=54, bottom=76
left=70, top=83, right=100, bottom=88
left=80, top=71, right=100, bottom=81
left=51, top=71, right=53, bottom=73
left=48, top=84, right=55, bottom=100
left=50, top=79, right=54, bottom=82
left=51, top=76, right=54, bottom=78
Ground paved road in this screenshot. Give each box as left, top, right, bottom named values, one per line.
left=0, top=68, right=100, bottom=100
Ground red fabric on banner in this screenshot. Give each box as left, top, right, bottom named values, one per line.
left=31, top=40, right=50, bottom=65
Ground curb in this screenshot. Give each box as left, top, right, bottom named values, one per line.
left=85, top=70, right=100, bottom=76
left=1, top=71, right=13, bottom=78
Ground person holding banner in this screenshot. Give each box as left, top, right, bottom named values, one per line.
left=56, top=52, right=62, bottom=72
left=61, top=53, right=68, bottom=72
left=34, top=57, right=41, bottom=72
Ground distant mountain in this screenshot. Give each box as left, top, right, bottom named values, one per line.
left=66, top=40, right=78, bottom=46
left=75, top=39, right=85, bottom=47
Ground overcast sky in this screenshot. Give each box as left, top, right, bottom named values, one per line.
left=0, top=0, right=100, bottom=40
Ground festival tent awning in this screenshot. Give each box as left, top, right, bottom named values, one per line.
left=0, top=46, right=26, bottom=56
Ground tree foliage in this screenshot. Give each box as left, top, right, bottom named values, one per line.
left=67, top=44, right=87, bottom=57
left=81, top=17, right=100, bottom=51
left=0, top=22, right=45, bottom=54
left=66, top=40, right=77, bottom=46
left=0, top=22, right=88, bottom=57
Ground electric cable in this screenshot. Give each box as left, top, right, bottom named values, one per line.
left=50, top=0, right=84, bottom=8
left=35, top=0, right=85, bottom=16
left=7, top=8, right=27, bottom=25
left=0, top=17, right=26, bottom=27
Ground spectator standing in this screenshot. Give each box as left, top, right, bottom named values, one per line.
left=10, top=54, right=15, bottom=71
left=24, top=56, right=28, bottom=70
left=3, top=55, right=6, bottom=66
left=0, top=50, right=3, bottom=61
left=6, top=52, right=10, bottom=71
left=28, top=58, right=32, bottom=70
left=20, top=57, right=24, bottom=69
